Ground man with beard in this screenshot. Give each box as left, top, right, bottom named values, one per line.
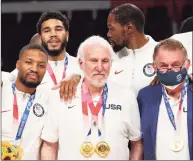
left=10, top=11, right=82, bottom=102
left=1, top=44, right=51, bottom=160
left=40, top=36, right=143, bottom=160
left=36, top=11, right=81, bottom=89
left=107, top=3, right=158, bottom=96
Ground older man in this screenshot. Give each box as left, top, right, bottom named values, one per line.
left=138, top=39, right=192, bottom=160
left=40, top=35, right=143, bottom=160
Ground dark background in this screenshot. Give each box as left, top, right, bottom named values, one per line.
left=1, top=0, right=193, bottom=72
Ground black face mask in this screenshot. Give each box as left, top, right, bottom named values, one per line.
left=157, top=68, right=188, bottom=86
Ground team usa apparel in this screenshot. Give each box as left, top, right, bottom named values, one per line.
left=2, top=81, right=50, bottom=160
left=41, top=80, right=142, bottom=160
left=109, top=35, right=158, bottom=96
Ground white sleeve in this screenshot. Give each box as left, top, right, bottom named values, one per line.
left=41, top=91, right=61, bottom=143
left=10, top=69, right=18, bottom=81
left=124, top=89, right=142, bottom=141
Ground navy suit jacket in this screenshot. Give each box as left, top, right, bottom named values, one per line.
left=137, top=83, right=192, bottom=160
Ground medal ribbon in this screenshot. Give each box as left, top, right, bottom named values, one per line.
left=12, top=83, right=36, bottom=143
left=46, top=56, right=68, bottom=85
left=161, top=76, right=189, bottom=131
left=81, top=79, right=108, bottom=138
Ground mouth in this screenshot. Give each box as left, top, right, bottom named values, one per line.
left=27, top=73, right=38, bottom=80
left=108, top=39, right=114, bottom=47
left=48, top=39, right=60, bottom=46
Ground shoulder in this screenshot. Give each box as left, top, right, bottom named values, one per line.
left=67, top=53, right=78, bottom=61
left=107, top=81, right=136, bottom=98
left=138, top=83, right=161, bottom=98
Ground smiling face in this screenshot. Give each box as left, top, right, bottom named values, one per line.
left=16, top=49, right=47, bottom=88
left=79, top=44, right=112, bottom=87
left=40, top=19, right=69, bottom=56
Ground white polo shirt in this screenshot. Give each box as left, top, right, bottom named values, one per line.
left=109, top=35, right=158, bottom=96
left=2, top=71, right=12, bottom=82
left=10, top=52, right=82, bottom=88
left=41, top=80, right=142, bottom=160
left=171, top=31, right=192, bottom=74
left=41, top=53, right=82, bottom=86
left=156, top=92, right=189, bottom=160
left=2, top=81, right=50, bottom=160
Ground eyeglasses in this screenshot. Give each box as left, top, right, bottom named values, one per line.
left=157, top=60, right=187, bottom=73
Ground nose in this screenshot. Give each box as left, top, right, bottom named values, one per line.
left=107, top=30, right=111, bottom=38
left=50, top=29, right=57, bottom=37
left=30, top=63, right=38, bottom=72
left=95, top=62, right=103, bottom=72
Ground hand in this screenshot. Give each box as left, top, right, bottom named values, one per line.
left=150, top=76, right=160, bottom=86
left=52, top=74, right=81, bottom=103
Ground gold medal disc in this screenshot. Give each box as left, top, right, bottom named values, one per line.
left=95, top=141, right=110, bottom=158
left=80, top=142, right=94, bottom=158
left=170, top=138, right=184, bottom=152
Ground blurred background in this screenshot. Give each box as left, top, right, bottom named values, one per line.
left=1, top=0, right=193, bottom=72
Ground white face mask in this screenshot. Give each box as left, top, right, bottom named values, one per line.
left=163, top=84, right=181, bottom=90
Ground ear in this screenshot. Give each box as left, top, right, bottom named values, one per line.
left=125, top=22, right=133, bottom=34
left=78, top=58, right=83, bottom=70
left=185, top=59, right=191, bottom=71
left=16, top=60, right=20, bottom=70
left=152, top=61, right=157, bottom=72
left=66, top=31, right=69, bottom=42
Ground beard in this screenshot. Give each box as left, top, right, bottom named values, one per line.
left=109, top=40, right=125, bottom=53
left=42, top=38, right=67, bottom=57
left=19, top=75, right=41, bottom=88
left=84, top=72, right=107, bottom=88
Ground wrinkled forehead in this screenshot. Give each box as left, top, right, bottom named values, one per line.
left=84, top=44, right=111, bottom=59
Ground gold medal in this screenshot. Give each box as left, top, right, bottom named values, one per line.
left=95, top=141, right=110, bottom=158
left=170, top=137, right=184, bottom=152
left=80, top=141, right=94, bottom=158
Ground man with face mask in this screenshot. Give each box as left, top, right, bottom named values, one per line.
left=137, top=38, right=192, bottom=160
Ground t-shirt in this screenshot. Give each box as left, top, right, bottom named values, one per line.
left=2, top=81, right=51, bottom=160
left=109, top=35, right=158, bottom=96
left=41, top=80, right=142, bottom=160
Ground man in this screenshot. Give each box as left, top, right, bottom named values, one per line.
left=171, top=16, right=193, bottom=74
left=40, top=36, right=143, bottom=160
left=29, top=33, right=41, bottom=45
left=179, top=16, right=193, bottom=33
left=107, top=3, right=158, bottom=96
left=1, top=44, right=50, bottom=160
left=10, top=11, right=81, bottom=101
left=36, top=11, right=81, bottom=87
left=137, top=39, right=192, bottom=160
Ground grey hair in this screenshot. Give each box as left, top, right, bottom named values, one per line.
left=77, top=35, right=117, bottom=61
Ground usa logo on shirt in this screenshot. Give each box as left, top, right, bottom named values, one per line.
left=143, top=63, right=155, bottom=77
left=33, top=103, right=44, bottom=117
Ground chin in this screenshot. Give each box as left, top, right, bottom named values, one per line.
left=90, top=80, right=106, bottom=87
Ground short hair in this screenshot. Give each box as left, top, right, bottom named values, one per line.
left=153, top=38, right=188, bottom=60
left=36, top=11, right=69, bottom=34
left=179, top=16, right=193, bottom=33
left=19, top=44, right=48, bottom=59
left=29, top=33, right=41, bottom=45
left=110, top=3, right=145, bottom=32
left=77, top=35, right=117, bottom=61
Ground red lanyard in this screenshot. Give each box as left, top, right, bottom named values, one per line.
left=13, top=93, right=19, bottom=120
left=81, top=80, right=103, bottom=117
left=46, top=56, right=68, bottom=85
